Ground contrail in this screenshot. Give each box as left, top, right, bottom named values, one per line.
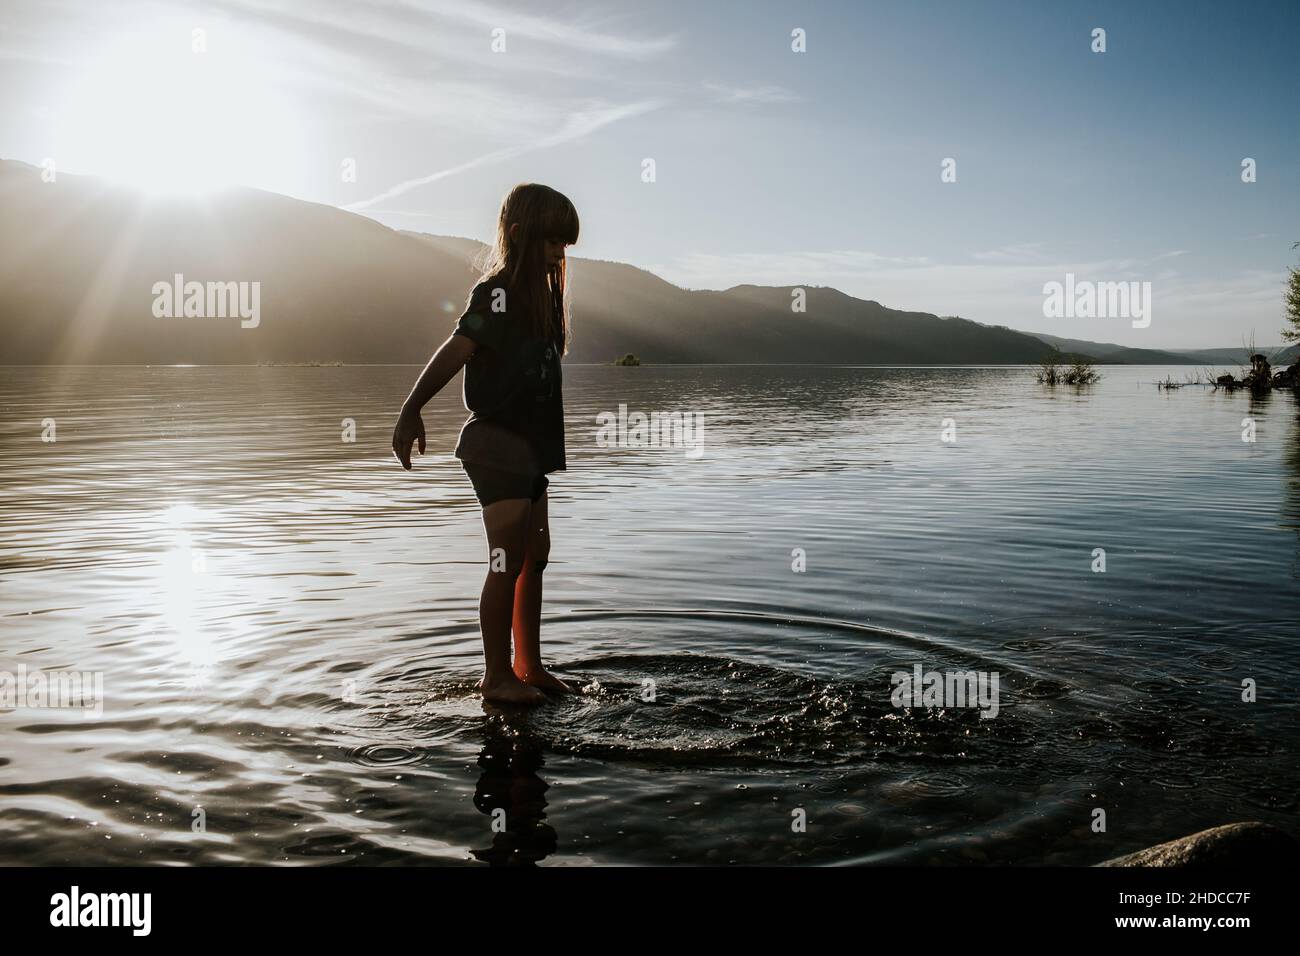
left=344, top=99, right=663, bottom=211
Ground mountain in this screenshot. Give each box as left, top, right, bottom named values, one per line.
left=1029, top=332, right=1130, bottom=357
left=1029, top=333, right=1298, bottom=367
left=0, top=160, right=481, bottom=365
left=0, top=159, right=1289, bottom=366
left=408, top=233, right=1076, bottom=364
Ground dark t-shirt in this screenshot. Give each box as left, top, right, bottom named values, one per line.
left=452, top=279, right=566, bottom=474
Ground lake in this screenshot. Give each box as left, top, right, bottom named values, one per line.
left=1, top=363, right=1297, bottom=865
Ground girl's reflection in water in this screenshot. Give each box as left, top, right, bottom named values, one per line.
left=470, top=735, right=557, bottom=866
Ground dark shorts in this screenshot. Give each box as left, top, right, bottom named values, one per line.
left=462, top=462, right=549, bottom=507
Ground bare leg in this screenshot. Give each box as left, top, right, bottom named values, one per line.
left=512, top=491, right=573, bottom=693
left=477, top=498, right=545, bottom=705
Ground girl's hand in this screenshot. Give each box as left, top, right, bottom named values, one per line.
left=392, top=410, right=426, bottom=470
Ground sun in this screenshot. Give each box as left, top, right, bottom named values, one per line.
left=49, top=19, right=308, bottom=198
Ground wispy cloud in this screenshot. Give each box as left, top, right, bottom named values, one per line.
left=969, top=242, right=1047, bottom=262
left=702, top=82, right=799, bottom=105
left=652, top=249, right=932, bottom=282
left=345, top=98, right=664, bottom=210
left=395, top=0, right=677, bottom=58
left=653, top=246, right=1221, bottom=292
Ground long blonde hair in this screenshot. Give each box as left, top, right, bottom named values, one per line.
left=473, top=183, right=579, bottom=354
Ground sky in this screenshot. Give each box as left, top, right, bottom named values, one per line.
left=1, top=0, right=1297, bottom=348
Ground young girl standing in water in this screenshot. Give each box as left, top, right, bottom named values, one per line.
left=392, top=183, right=578, bottom=705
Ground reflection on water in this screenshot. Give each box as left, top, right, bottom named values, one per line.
left=471, top=737, right=555, bottom=866
left=1, top=364, right=1298, bottom=865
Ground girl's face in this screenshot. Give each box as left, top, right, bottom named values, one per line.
left=543, top=237, right=570, bottom=267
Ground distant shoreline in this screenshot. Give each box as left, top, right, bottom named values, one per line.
left=0, top=361, right=1282, bottom=369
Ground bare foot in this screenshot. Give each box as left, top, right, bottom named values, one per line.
left=479, top=674, right=546, bottom=705
left=515, top=667, right=576, bottom=694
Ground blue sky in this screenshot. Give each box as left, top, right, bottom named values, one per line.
left=2, top=0, right=1297, bottom=347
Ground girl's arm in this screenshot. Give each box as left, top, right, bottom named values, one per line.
left=392, top=334, right=477, bottom=469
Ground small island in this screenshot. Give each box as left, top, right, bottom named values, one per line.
left=1035, top=350, right=1101, bottom=385
left=613, top=353, right=641, bottom=366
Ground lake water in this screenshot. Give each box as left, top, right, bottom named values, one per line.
left=1, top=364, right=1297, bottom=865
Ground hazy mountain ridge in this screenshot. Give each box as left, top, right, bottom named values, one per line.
left=1, top=159, right=1289, bottom=366
left=1029, top=331, right=1298, bottom=367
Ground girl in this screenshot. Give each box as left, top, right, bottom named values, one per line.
left=392, top=183, right=579, bottom=705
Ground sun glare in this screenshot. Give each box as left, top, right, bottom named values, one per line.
left=50, top=20, right=307, bottom=198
